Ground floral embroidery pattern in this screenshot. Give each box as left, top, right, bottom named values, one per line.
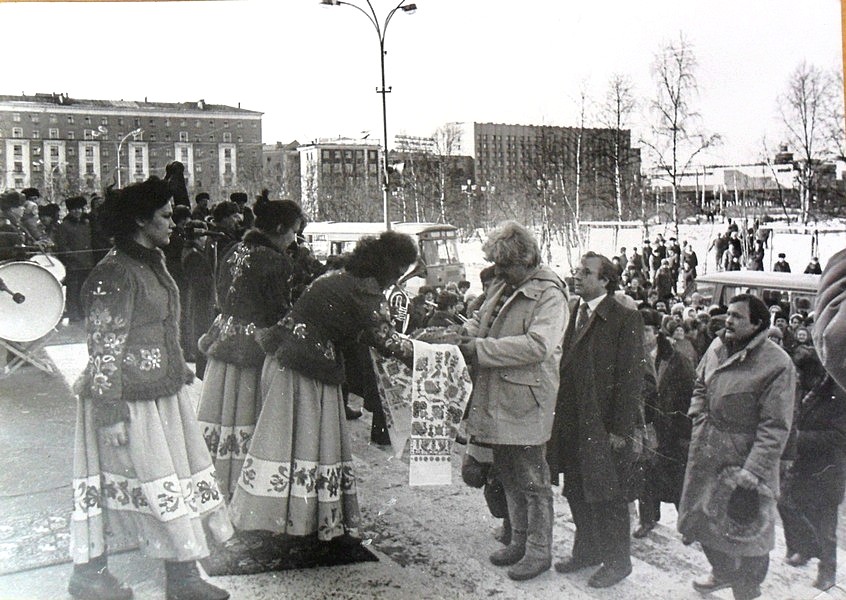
left=370, top=340, right=472, bottom=485
left=280, top=316, right=337, bottom=361
left=201, top=423, right=253, bottom=459
left=236, top=456, right=357, bottom=501
left=86, top=299, right=129, bottom=397
left=72, top=466, right=226, bottom=523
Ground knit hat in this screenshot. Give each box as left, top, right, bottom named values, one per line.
left=705, top=466, right=774, bottom=545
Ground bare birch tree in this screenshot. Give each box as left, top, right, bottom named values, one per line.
left=599, top=74, right=637, bottom=221
left=643, top=33, right=720, bottom=238
left=778, top=61, right=836, bottom=223
left=431, top=123, right=463, bottom=224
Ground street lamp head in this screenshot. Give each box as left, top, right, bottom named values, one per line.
left=131, top=127, right=143, bottom=136
left=401, top=3, right=417, bottom=13
left=320, top=0, right=341, bottom=5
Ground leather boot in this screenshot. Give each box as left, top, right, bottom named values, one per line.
left=494, top=517, right=512, bottom=546
left=507, top=493, right=552, bottom=580
left=164, top=561, right=229, bottom=600
left=68, top=555, right=133, bottom=600
left=489, top=530, right=526, bottom=567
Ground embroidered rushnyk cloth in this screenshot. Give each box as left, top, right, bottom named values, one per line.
left=371, top=339, right=472, bottom=486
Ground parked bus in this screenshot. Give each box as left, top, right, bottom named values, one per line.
left=302, top=221, right=466, bottom=288
left=695, top=270, right=819, bottom=315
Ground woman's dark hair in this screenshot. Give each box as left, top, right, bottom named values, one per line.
left=98, top=176, right=172, bottom=240
left=173, top=204, right=192, bottom=225
left=253, top=199, right=303, bottom=234
left=345, top=231, right=418, bottom=288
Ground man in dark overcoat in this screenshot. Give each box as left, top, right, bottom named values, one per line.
left=548, top=251, right=644, bottom=588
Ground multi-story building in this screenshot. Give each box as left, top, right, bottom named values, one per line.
left=0, top=92, right=262, bottom=201
left=297, top=137, right=383, bottom=220
left=262, top=140, right=301, bottom=203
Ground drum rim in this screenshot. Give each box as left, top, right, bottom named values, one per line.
left=0, top=260, right=65, bottom=342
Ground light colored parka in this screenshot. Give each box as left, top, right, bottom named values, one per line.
left=465, top=265, right=568, bottom=446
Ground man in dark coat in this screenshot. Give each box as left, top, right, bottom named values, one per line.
left=54, top=196, right=95, bottom=321
left=633, top=309, right=696, bottom=538
left=774, top=253, right=792, bottom=272
left=548, top=251, right=644, bottom=588
left=778, top=375, right=846, bottom=591
left=804, top=256, right=822, bottom=274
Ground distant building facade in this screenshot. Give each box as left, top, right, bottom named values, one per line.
left=297, top=137, right=383, bottom=220
left=262, top=140, right=301, bottom=203
left=0, top=93, right=262, bottom=200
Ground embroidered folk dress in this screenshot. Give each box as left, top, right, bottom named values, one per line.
left=229, top=271, right=412, bottom=540
left=70, top=239, right=233, bottom=565
left=197, top=229, right=294, bottom=499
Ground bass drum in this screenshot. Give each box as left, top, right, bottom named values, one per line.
left=0, top=261, right=65, bottom=342
left=28, top=253, right=66, bottom=283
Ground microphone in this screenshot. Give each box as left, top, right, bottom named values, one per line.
left=0, top=277, right=25, bottom=304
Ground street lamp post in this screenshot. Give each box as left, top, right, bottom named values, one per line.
left=117, top=128, right=143, bottom=189
left=320, top=0, right=417, bottom=231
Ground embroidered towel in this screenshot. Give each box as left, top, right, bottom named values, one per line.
left=371, top=339, right=472, bottom=486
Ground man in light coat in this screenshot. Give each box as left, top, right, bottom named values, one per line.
left=547, top=251, right=644, bottom=588
left=460, top=221, right=568, bottom=581
left=678, top=293, right=795, bottom=600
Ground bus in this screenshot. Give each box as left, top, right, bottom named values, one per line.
left=302, top=221, right=466, bottom=288
left=695, top=271, right=819, bottom=315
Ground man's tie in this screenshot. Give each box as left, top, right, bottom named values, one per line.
left=575, top=301, right=590, bottom=335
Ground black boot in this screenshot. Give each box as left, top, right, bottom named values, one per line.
left=164, top=561, right=229, bottom=600
left=814, top=562, right=837, bottom=591
left=68, top=555, right=133, bottom=600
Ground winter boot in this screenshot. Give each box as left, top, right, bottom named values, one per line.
left=164, top=561, right=229, bottom=600
left=494, top=517, right=512, bottom=546
left=489, top=530, right=526, bottom=567
left=507, top=492, right=552, bottom=580
left=68, top=555, right=133, bottom=600
left=814, top=563, right=837, bottom=591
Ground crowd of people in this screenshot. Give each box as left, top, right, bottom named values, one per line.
left=2, top=168, right=844, bottom=600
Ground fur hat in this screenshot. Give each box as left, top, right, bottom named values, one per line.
left=38, top=203, right=60, bottom=219
left=65, top=196, right=88, bottom=210
left=229, top=192, right=248, bottom=204
left=639, top=308, right=662, bottom=329
left=211, top=200, right=239, bottom=223
left=195, top=192, right=210, bottom=203
left=0, top=190, right=24, bottom=211
left=21, top=187, right=40, bottom=200
left=778, top=253, right=786, bottom=259
left=705, top=466, right=774, bottom=545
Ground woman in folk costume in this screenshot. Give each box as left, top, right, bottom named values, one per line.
left=197, top=198, right=304, bottom=499
left=69, top=177, right=232, bottom=600
left=229, top=231, right=418, bottom=544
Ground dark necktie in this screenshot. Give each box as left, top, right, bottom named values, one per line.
left=575, top=302, right=590, bottom=334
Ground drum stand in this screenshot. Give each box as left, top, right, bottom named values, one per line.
left=0, top=330, right=57, bottom=377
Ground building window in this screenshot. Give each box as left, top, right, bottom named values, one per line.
left=67, top=131, right=75, bottom=140
left=209, top=135, right=215, bottom=142
left=165, top=148, right=172, bottom=157
left=149, top=134, right=157, bottom=142
left=237, top=121, right=242, bottom=128
left=164, top=118, right=170, bottom=127
left=222, top=132, right=231, bottom=142
left=134, top=118, right=141, bottom=127
left=179, top=131, right=188, bottom=142
left=196, top=165, right=202, bottom=173
left=31, top=114, right=40, bottom=124
left=49, top=115, right=57, bottom=124
left=32, top=130, right=40, bottom=139
left=12, top=113, right=21, bottom=122
left=49, top=127, right=61, bottom=139
left=101, top=117, right=108, bottom=126
left=195, top=120, right=201, bottom=128
left=118, top=117, right=124, bottom=126
left=237, top=136, right=242, bottom=143
left=149, top=118, right=155, bottom=125
left=224, top=121, right=229, bottom=128
left=67, top=115, right=74, bottom=124
left=84, top=130, right=95, bottom=140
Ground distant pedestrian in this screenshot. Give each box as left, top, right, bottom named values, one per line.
left=54, top=196, right=95, bottom=322
left=804, top=257, right=822, bottom=274
left=774, top=253, right=792, bottom=273
left=192, top=192, right=211, bottom=222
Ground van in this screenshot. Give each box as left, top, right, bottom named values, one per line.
left=695, top=271, right=819, bottom=315
left=302, top=221, right=466, bottom=288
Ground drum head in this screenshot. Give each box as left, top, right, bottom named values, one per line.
left=0, top=261, right=65, bottom=342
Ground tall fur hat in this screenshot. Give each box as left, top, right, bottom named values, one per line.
left=21, top=187, right=41, bottom=200
left=0, top=190, right=25, bottom=211
left=229, top=192, right=248, bottom=204
left=65, top=196, right=88, bottom=210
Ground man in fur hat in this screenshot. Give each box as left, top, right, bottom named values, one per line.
left=678, top=293, right=795, bottom=600
left=54, top=196, right=95, bottom=321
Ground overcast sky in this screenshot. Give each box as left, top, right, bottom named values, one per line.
left=2, top=0, right=842, bottom=165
